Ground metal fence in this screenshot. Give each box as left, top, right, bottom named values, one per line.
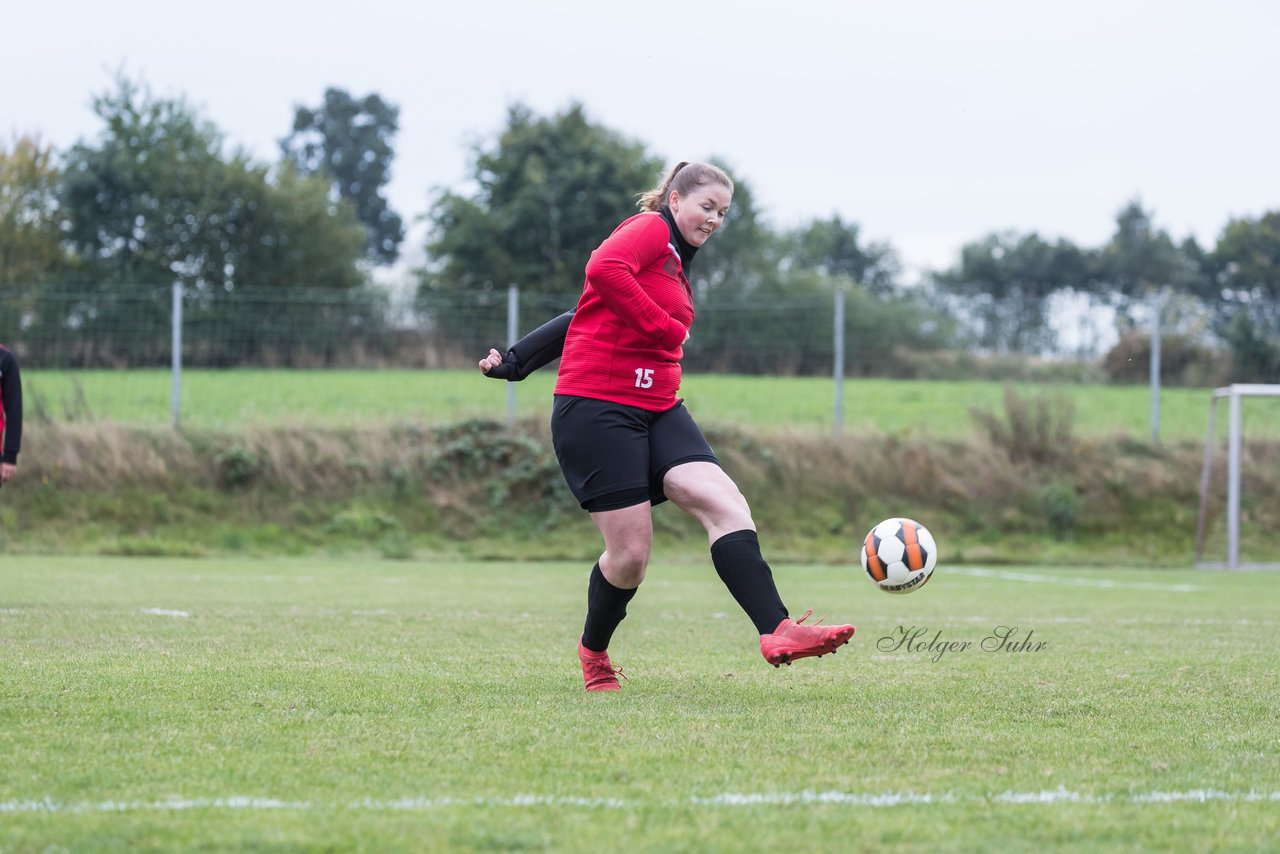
left=1, top=282, right=970, bottom=371
left=3, top=283, right=898, bottom=429
left=2, top=281, right=1136, bottom=431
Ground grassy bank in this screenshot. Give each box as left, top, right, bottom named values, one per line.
left=2, top=412, right=1274, bottom=566
left=25, top=369, right=1280, bottom=439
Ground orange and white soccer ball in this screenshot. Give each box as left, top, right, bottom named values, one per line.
left=860, top=517, right=938, bottom=594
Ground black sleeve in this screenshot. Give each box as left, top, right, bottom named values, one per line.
left=483, top=309, right=575, bottom=382
left=1, top=350, right=21, bottom=464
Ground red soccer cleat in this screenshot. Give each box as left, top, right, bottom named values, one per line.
left=578, top=640, right=627, bottom=691
left=760, top=609, right=855, bottom=667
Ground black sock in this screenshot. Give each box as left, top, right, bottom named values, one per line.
left=580, top=563, right=638, bottom=652
left=711, top=529, right=789, bottom=634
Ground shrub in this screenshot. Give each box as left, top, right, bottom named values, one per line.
left=898, top=349, right=1105, bottom=383
left=216, top=445, right=260, bottom=489
left=324, top=508, right=402, bottom=538
left=424, top=420, right=565, bottom=507
left=1034, top=481, right=1081, bottom=539
left=1101, top=333, right=1231, bottom=387
left=969, top=385, right=1075, bottom=465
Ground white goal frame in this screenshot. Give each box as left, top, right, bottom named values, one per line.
left=1195, top=383, right=1280, bottom=571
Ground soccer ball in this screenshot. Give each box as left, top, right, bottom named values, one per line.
left=860, top=517, right=937, bottom=594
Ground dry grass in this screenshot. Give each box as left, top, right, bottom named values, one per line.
left=7, top=414, right=1275, bottom=566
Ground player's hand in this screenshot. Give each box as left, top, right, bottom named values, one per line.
left=478, top=348, right=504, bottom=374
left=0, top=462, right=15, bottom=486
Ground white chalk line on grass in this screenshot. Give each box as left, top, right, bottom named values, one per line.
left=931, top=615, right=1270, bottom=626
left=3, top=789, right=1277, bottom=814
left=951, top=567, right=1203, bottom=592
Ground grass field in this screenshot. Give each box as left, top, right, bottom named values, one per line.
left=2, top=556, right=1277, bottom=851
left=25, top=369, right=1280, bottom=439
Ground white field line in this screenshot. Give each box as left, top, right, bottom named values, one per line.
left=927, top=616, right=1270, bottom=626
left=3, top=789, right=1277, bottom=814
left=950, top=567, right=1204, bottom=592
left=7, top=608, right=1259, bottom=627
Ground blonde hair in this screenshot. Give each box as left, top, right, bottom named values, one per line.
left=637, top=161, right=734, bottom=212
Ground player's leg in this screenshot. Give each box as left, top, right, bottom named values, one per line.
left=648, top=404, right=788, bottom=633
left=552, top=395, right=655, bottom=690
left=662, top=460, right=789, bottom=634
left=572, top=502, right=652, bottom=691
left=666, top=462, right=855, bottom=665
left=652, top=404, right=854, bottom=665
left=583, top=502, right=652, bottom=649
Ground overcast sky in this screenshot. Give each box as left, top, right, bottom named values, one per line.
left=5, top=0, right=1277, bottom=279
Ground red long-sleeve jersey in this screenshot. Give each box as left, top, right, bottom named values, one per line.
left=554, top=212, right=692, bottom=410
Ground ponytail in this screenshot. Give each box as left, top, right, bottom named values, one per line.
left=637, top=161, right=733, bottom=211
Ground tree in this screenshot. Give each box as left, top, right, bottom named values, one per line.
left=690, top=190, right=946, bottom=377
left=60, top=77, right=226, bottom=287
left=1094, top=200, right=1206, bottom=322
left=421, top=102, right=661, bottom=297
left=213, top=161, right=367, bottom=291
left=934, top=231, right=1090, bottom=353
left=51, top=76, right=371, bottom=366
left=779, top=214, right=901, bottom=296
left=0, top=133, right=76, bottom=287
left=0, top=133, right=80, bottom=349
left=281, top=88, right=405, bottom=264
left=1204, top=211, right=1280, bottom=380
left=61, top=75, right=366, bottom=292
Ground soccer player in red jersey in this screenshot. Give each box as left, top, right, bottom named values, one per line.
left=481, top=162, right=853, bottom=690
left=0, top=343, right=23, bottom=488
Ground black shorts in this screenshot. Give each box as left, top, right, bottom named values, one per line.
left=551, top=395, right=719, bottom=511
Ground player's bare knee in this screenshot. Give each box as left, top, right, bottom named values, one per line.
left=603, top=536, right=651, bottom=584
left=712, top=483, right=752, bottom=524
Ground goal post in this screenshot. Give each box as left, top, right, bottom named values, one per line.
left=1194, top=383, right=1280, bottom=571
